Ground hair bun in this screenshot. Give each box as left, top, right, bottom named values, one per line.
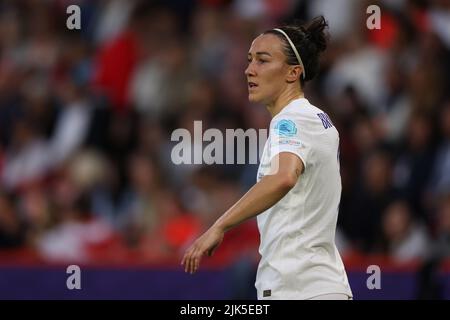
left=305, top=16, right=328, bottom=53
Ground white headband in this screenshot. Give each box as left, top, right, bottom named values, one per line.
left=273, top=28, right=306, bottom=80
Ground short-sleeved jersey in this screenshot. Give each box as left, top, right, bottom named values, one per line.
left=255, top=97, right=353, bottom=300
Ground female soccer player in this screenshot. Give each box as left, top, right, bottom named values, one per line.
left=181, top=16, right=353, bottom=300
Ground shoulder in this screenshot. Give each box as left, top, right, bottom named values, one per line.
left=273, top=99, right=321, bottom=129
left=279, top=98, right=324, bottom=119
left=273, top=100, right=340, bottom=140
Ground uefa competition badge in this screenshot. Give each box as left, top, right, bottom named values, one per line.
left=275, top=119, right=297, bottom=137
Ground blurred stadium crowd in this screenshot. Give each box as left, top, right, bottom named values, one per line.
left=0, top=0, right=450, bottom=279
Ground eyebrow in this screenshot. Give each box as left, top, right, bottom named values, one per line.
left=248, top=51, right=272, bottom=57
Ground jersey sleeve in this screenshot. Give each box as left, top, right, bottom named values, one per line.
left=269, top=117, right=311, bottom=171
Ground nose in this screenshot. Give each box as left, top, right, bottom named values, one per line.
left=245, top=61, right=256, bottom=77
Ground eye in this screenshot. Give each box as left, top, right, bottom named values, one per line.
left=247, top=57, right=268, bottom=64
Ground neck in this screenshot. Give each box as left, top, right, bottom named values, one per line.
left=266, top=87, right=304, bottom=117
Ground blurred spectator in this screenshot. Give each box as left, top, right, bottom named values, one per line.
left=18, top=183, right=54, bottom=246
left=139, top=189, right=202, bottom=261
left=1, top=117, right=51, bottom=191
left=92, top=1, right=162, bottom=114
left=0, top=192, right=26, bottom=248
left=324, top=24, right=388, bottom=115
left=117, top=153, right=160, bottom=245
left=308, top=0, right=360, bottom=41
left=428, top=0, right=450, bottom=49
left=129, top=37, right=195, bottom=119
left=433, top=194, right=450, bottom=258
left=379, top=200, right=430, bottom=262
left=340, top=149, right=398, bottom=252
left=94, top=0, right=136, bottom=45
left=392, top=110, right=436, bottom=221
left=417, top=193, right=450, bottom=299
left=428, top=100, right=450, bottom=201
left=374, top=57, right=411, bottom=144
left=37, top=192, right=114, bottom=263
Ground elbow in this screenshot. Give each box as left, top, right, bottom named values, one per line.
left=276, top=173, right=298, bottom=191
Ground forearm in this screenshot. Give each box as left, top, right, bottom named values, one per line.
left=213, top=174, right=294, bottom=232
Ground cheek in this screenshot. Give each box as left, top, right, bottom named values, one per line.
left=261, top=72, right=284, bottom=95
left=262, top=65, right=285, bottom=85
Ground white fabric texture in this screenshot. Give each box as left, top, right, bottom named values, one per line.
left=255, top=97, right=353, bottom=300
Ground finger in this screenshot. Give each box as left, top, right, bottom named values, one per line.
left=182, top=251, right=188, bottom=271
left=181, top=248, right=191, bottom=266
left=195, top=245, right=208, bottom=272
left=184, top=255, right=189, bottom=273
left=195, top=251, right=204, bottom=273
left=184, top=256, right=190, bottom=273
left=192, top=247, right=204, bottom=273
left=194, top=256, right=199, bottom=273
left=189, top=250, right=197, bottom=274
left=183, top=249, right=193, bottom=273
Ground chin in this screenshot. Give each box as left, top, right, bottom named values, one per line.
left=248, top=93, right=261, bottom=103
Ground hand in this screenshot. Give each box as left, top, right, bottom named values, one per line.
left=181, top=225, right=224, bottom=274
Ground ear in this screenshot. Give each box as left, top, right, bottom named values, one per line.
left=286, top=65, right=303, bottom=83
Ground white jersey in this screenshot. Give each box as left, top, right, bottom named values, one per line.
left=255, top=97, right=353, bottom=300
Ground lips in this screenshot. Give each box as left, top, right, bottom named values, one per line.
left=248, top=82, right=258, bottom=89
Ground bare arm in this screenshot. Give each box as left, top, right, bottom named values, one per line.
left=181, top=152, right=303, bottom=273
